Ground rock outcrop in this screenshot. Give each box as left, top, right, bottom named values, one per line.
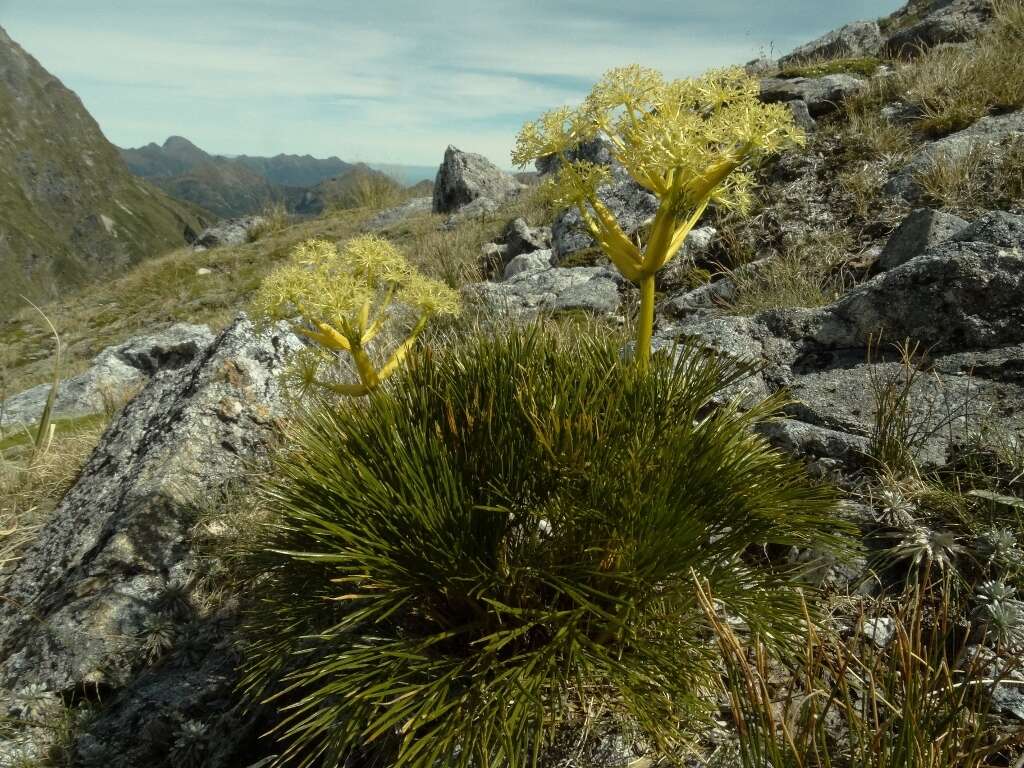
left=656, top=217, right=1024, bottom=469
left=759, top=74, right=866, bottom=117
left=1, top=323, right=214, bottom=429
left=193, top=217, right=267, bottom=249
left=0, top=314, right=302, bottom=766
left=432, top=146, right=523, bottom=214
left=884, top=0, right=994, bottom=57
left=778, top=20, right=884, bottom=67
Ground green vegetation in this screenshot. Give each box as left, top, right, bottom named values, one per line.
left=914, top=135, right=1024, bottom=213
left=247, top=201, right=292, bottom=242
left=239, top=325, right=845, bottom=768
left=254, top=235, right=460, bottom=395
left=513, top=65, right=803, bottom=370
left=326, top=167, right=407, bottom=211
left=777, top=56, right=882, bottom=79
left=725, top=229, right=852, bottom=315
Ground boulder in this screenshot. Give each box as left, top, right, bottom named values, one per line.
left=432, top=146, right=523, bottom=214
left=779, top=20, right=883, bottom=67
left=884, top=0, right=993, bottom=57
left=193, top=217, right=266, bottom=250
left=756, top=418, right=871, bottom=468
left=466, top=266, right=623, bottom=317
left=1, top=323, right=214, bottom=429
left=886, top=110, right=1024, bottom=199
left=503, top=250, right=553, bottom=280
left=503, top=217, right=552, bottom=259
left=878, top=208, right=968, bottom=270
left=790, top=241, right=1024, bottom=353
left=0, top=314, right=302, bottom=763
left=759, top=74, right=866, bottom=117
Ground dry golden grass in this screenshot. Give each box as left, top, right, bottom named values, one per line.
left=914, top=135, right=1024, bottom=212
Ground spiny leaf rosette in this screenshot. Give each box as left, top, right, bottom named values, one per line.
left=513, top=65, right=804, bottom=369
left=254, top=235, right=460, bottom=396
left=240, top=326, right=846, bottom=768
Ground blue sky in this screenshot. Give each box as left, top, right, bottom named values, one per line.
left=1, top=0, right=902, bottom=169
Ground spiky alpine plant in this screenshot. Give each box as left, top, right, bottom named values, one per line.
left=254, top=235, right=460, bottom=396
left=513, top=65, right=804, bottom=370
left=239, top=325, right=849, bottom=768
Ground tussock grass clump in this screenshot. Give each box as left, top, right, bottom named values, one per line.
left=240, top=326, right=846, bottom=768
left=726, top=229, right=853, bottom=315
left=897, top=0, right=1024, bottom=137
left=914, top=135, right=1024, bottom=213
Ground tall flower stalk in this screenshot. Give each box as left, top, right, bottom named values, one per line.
left=513, top=65, right=804, bottom=370
left=255, top=235, right=460, bottom=395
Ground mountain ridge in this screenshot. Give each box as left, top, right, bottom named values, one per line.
left=0, top=24, right=210, bottom=319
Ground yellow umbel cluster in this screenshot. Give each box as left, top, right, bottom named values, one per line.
left=514, top=65, right=804, bottom=369
left=255, top=235, right=460, bottom=395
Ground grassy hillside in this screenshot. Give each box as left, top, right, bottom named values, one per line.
left=0, top=26, right=210, bottom=320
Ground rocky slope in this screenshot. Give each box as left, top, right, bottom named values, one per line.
left=1, top=0, right=1022, bottom=764
left=0, top=26, right=210, bottom=319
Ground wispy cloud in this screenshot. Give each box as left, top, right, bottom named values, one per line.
left=2, top=0, right=902, bottom=166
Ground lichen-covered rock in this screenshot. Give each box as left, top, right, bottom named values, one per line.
left=878, top=208, right=968, bottom=270
left=1, top=323, right=214, bottom=428
left=193, top=217, right=266, bottom=250
left=0, top=314, right=301, bottom=699
left=779, top=20, right=883, bottom=67
left=759, top=74, right=866, bottom=117
left=884, top=0, right=993, bottom=57
left=796, top=241, right=1024, bottom=352
left=466, top=266, right=623, bottom=316
left=886, top=110, right=1024, bottom=199
left=432, top=145, right=523, bottom=214
left=952, top=210, right=1024, bottom=249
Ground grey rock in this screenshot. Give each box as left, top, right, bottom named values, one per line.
left=886, top=110, right=1024, bottom=199
left=661, top=256, right=770, bottom=317
left=503, top=250, right=553, bottom=280
left=787, top=99, right=818, bottom=132
left=1, top=323, right=214, bottom=428
left=551, top=178, right=658, bottom=264
left=536, top=137, right=615, bottom=175
left=503, top=217, right=552, bottom=259
left=442, top=195, right=502, bottom=227
left=759, top=74, right=866, bottom=117
left=0, top=314, right=302, bottom=699
left=795, top=241, right=1024, bottom=353
left=951, top=210, right=1024, bottom=248
left=432, top=145, right=523, bottom=214
left=878, top=208, right=968, bottom=270
left=364, top=195, right=431, bottom=230
left=193, top=217, right=266, bottom=250
left=756, top=418, right=870, bottom=467
left=779, top=20, right=883, bottom=67
left=860, top=617, right=898, bottom=648
left=466, top=266, right=623, bottom=317
left=884, top=0, right=993, bottom=57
